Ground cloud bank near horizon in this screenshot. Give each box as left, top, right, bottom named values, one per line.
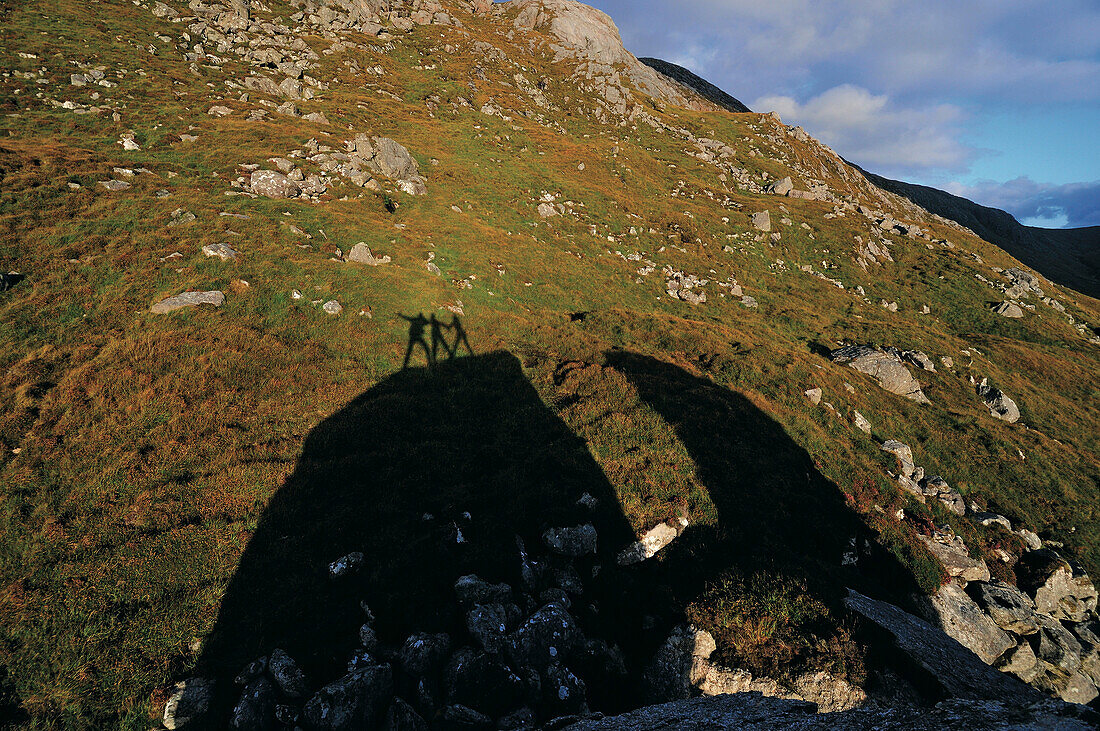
left=945, top=178, right=1100, bottom=229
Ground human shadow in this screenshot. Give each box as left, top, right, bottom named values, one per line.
left=193, top=349, right=920, bottom=726
left=601, top=351, right=921, bottom=661
left=401, top=313, right=475, bottom=368
left=195, top=350, right=640, bottom=722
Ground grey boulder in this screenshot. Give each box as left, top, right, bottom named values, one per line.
left=969, top=580, right=1039, bottom=635
left=541, top=524, right=597, bottom=557
left=303, top=664, right=393, bottom=730
left=507, top=602, right=580, bottom=669
left=976, top=379, right=1020, bottom=423
left=163, top=677, right=213, bottom=729
left=151, top=290, right=225, bottom=314
left=830, top=346, right=931, bottom=404
left=919, top=582, right=1015, bottom=665
left=250, top=169, right=300, bottom=199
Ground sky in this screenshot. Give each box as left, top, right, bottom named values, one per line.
left=583, top=0, right=1100, bottom=229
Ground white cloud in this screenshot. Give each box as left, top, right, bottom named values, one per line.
left=752, top=85, right=973, bottom=173
left=945, top=178, right=1100, bottom=228
left=607, top=0, right=1100, bottom=105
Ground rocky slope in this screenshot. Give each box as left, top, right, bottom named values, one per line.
left=0, top=0, right=1099, bottom=728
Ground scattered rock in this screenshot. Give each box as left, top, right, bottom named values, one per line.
left=328, top=551, right=363, bottom=578
left=163, top=677, right=213, bottom=729
left=508, top=602, right=580, bottom=669
left=993, top=301, right=1024, bottom=318
left=323, top=300, right=344, bottom=315
left=804, top=387, right=822, bottom=405
left=975, top=513, right=1013, bottom=532
left=268, top=648, right=307, bottom=699
left=616, top=520, right=684, bottom=565
left=541, top=524, right=597, bottom=557
left=150, top=290, right=225, bottom=314
left=751, top=211, right=771, bottom=232
left=250, top=169, right=301, bottom=199
left=767, top=177, right=793, bottom=196
left=881, top=440, right=916, bottom=478
left=397, top=632, right=452, bottom=677
left=466, top=604, right=511, bottom=654
left=168, top=208, right=197, bottom=227
left=976, top=379, right=1020, bottom=423
left=202, top=243, right=239, bottom=261
left=303, top=665, right=394, bottom=730
left=229, top=677, right=275, bottom=730
left=347, top=243, right=391, bottom=265
left=455, top=575, right=513, bottom=607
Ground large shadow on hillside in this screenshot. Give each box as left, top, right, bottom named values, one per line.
left=195, top=348, right=918, bottom=722
left=195, top=350, right=639, bottom=717
left=602, top=352, right=918, bottom=621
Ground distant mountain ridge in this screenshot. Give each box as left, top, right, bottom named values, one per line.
left=638, top=58, right=751, bottom=114
left=642, top=57, right=1099, bottom=300
left=855, top=168, right=1100, bottom=300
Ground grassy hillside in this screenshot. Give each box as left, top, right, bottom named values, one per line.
left=0, top=0, right=1098, bottom=727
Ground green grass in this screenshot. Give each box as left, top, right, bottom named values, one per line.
left=0, top=0, right=1098, bottom=727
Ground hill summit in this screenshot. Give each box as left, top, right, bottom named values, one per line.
left=0, top=0, right=1099, bottom=728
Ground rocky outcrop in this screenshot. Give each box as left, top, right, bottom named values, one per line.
left=919, top=583, right=1015, bottom=664
left=644, top=625, right=865, bottom=713
left=250, top=169, right=301, bottom=199
left=506, top=0, right=722, bottom=118
left=830, top=346, right=931, bottom=404
left=918, top=533, right=989, bottom=583
left=878, top=440, right=965, bottom=514
left=902, top=537, right=1100, bottom=704
left=845, top=589, right=1040, bottom=703
left=993, top=301, right=1024, bottom=318
left=1017, top=550, right=1099, bottom=623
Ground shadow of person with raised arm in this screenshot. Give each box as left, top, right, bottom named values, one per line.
left=399, top=313, right=432, bottom=368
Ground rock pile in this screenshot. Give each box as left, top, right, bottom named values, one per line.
left=168, top=519, right=666, bottom=729
left=920, top=550, right=1100, bottom=705
left=871, top=430, right=1100, bottom=704
left=880, top=439, right=965, bottom=515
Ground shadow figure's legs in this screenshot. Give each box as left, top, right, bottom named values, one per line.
left=432, top=328, right=454, bottom=362
left=403, top=339, right=433, bottom=368
left=454, top=330, right=474, bottom=357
